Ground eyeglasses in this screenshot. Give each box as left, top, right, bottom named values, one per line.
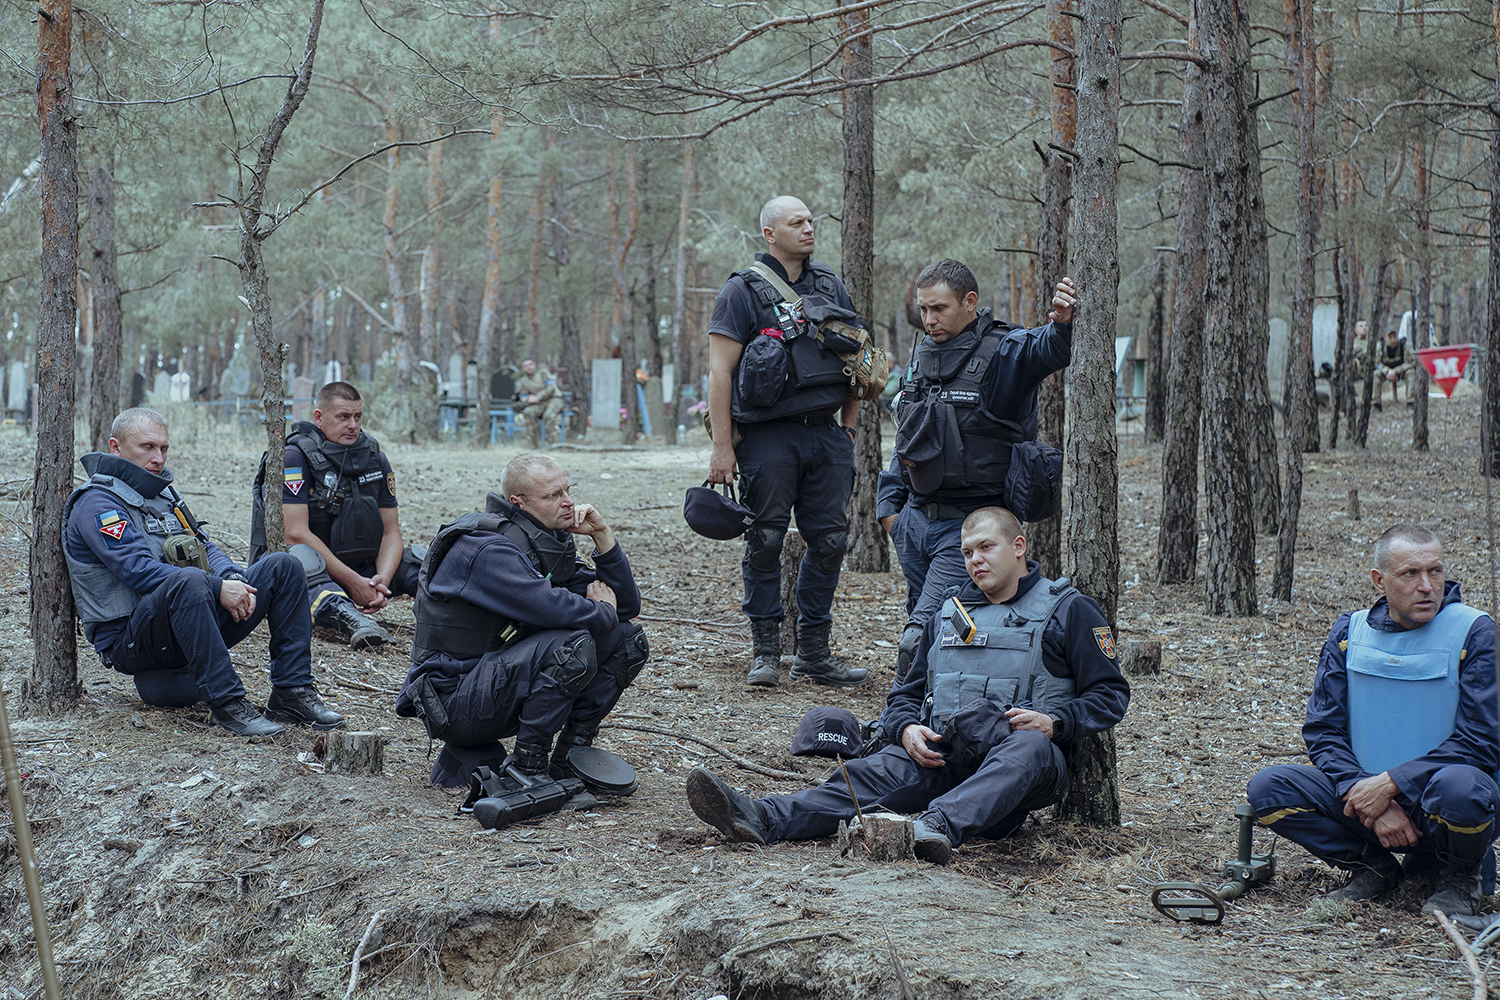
left=523, top=482, right=578, bottom=503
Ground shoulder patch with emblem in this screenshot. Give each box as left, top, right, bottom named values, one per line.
left=284, top=466, right=304, bottom=497
left=386, top=473, right=396, bottom=496
left=1093, top=626, right=1116, bottom=659
left=98, top=510, right=127, bottom=542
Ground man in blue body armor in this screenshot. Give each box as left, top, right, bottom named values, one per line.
left=1248, top=524, right=1500, bottom=917
left=684, top=507, right=1130, bottom=863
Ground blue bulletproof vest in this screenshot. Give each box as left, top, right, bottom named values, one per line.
left=1346, top=601, right=1488, bottom=775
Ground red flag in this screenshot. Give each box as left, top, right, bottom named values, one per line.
left=1416, top=344, right=1474, bottom=398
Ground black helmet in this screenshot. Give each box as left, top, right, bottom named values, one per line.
left=683, top=479, right=754, bottom=540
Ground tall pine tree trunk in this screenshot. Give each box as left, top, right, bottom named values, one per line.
left=1198, top=0, right=1258, bottom=617
left=668, top=133, right=695, bottom=440
left=88, top=156, right=122, bottom=453
left=841, top=0, right=887, bottom=573
left=1057, top=0, right=1121, bottom=827
left=1272, top=0, right=1321, bottom=601
left=1158, top=20, right=1208, bottom=584
left=1357, top=259, right=1396, bottom=446
left=1032, top=0, right=1076, bottom=579
left=382, top=116, right=412, bottom=391
left=612, top=151, right=641, bottom=441
left=1486, top=12, right=1500, bottom=477
left=1143, top=251, right=1166, bottom=444
left=1412, top=139, right=1432, bottom=452
left=419, top=133, right=444, bottom=365
left=31, top=0, right=80, bottom=711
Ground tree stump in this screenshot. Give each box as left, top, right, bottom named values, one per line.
left=836, top=812, right=915, bottom=862
left=779, top=530, right=806, bottom=653
left=1347, top=489, right=1360, bottom=521
left=1120, top=639, right=1161, bottom=676
left=325, top=731, right=384, bottom=775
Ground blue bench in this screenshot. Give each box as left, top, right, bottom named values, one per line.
left=490, top=403, right=577, bottom=446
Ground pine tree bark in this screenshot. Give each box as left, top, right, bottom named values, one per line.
left=552, top=163, right=584, bottom=435
left=237, top=0, right=324, bottom=556
left=382, top=116, right=412, bottom=392
left=1143, top=251, right=1166, bottom=444
left=1056, top=0, right=1122, bottom=828
left=1412, top=140, right=1432, bottom=452
left=1157, top=24, right=1208, bottom=585
left=841, top=0, right=886, bottom=573
left=1272, top=0, right=1321, bottom=602
left=668, top=133, right=695, bottom=441
left=419, top=133, right=444, bottom=365
left=88, top=156, right=122, bottom=453
left=612, top=151, right=641, bottom=441
left=526, top=138, right=549, bottom=365
left=1244, top=71, right=1280, bottom=533
left=32, top=0, right=80, bottom=711
left=309, top=285, right=327, bottom=384
left=1356, top=259, right=1396, bottom=447
left=1198, top=0, right=1258, bottom=616
left=1032, top=0, right=1077, bottom=579
left=1486, top=16, right=1500, bottom=477
left=1329, top=245, right=1349, bottom=449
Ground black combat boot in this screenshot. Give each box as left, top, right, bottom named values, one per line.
left=1424, top=862, right=1484, bottom=916
left=322, top=596, right=391, bottom=650
left=265, top=685, right=346, bottom=730
left=210, top=696, right=286, bottom=738
left=550, top=727, right=594, bottom=776
left=505, top=738, right=553, bottom=785
left=747, top=619, right=782, bottom=687
left=1326, top=847, right=1401, bottom=902
left=685, top=767, right=769, bottom=845
left=790, top=622, right=871, bottom=687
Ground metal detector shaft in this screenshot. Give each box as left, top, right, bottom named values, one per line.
left=0, top=681, right=62, bottom=1000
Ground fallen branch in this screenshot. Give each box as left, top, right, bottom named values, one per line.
left=1256, top=743, right=1307, bottom=757
left=346, top=908, right=386, bottom=1000
left=637, top=614, right=744, bottom=629
left=728, top=930, right=853, bottom=959
left=330, top=672, right=401, bottom=696
left=1432, top=910, right=1487, bottom=1000
left=885, top=931, right=917, bottom=1000
left=600, top=721, right=816, bottom=782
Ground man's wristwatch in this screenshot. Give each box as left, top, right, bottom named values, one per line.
left=843, top=425, right=856, bottom=441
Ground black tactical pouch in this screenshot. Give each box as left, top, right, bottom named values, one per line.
left=940, top=697, right=1013, bottom=781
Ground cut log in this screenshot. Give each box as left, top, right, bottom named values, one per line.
left=779, top=530, right=806, bottom=652
left=325, top=731, right=384, bottom=775
left=1120, top=639, right=1161, bottom=676
left=837, top=811, right=915, bottom=862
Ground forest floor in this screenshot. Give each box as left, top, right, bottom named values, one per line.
left=2, top=393, right=1498, bottom=1000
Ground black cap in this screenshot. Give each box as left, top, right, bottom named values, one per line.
left=683, top=479, right=755, bottom=540
left=790, top=707, right=862, bottom=759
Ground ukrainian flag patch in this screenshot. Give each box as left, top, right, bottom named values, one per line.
left=284, top=466, right=304, bottom=496
left=98, top=510, right=127, bottom=542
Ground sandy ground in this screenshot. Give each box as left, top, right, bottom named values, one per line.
left=2, top=395, right=1498, bottom=999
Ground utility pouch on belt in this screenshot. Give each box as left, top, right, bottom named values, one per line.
left=162, top=535, right=210, bottom=571
left=748, top=262, right=887, bottom=402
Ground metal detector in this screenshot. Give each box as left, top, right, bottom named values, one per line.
left=1151, top=802, right=1277, bottom=924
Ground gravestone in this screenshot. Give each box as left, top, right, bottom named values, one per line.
left=169, top=371, right=191, bottom=402
left=465, top=361, right=479, bottom=405
left=591, top=358, right=623, bottom=443
left=662, top=363, right=675, bottom=405
left=7, top=362, right=27, bottom=416
left=1266, top=318, right=1289, bottom=398
left=643, top=377, right=665, bottom=438
left=129, top=370, right=146, bottom=408
left=490, top=370, right=516, bottom=403
left=152, top=371, right=171, bottom=400
left=324, top=359, right=342, bottom=386
left=292, top=375, right=316, bottom=421
left=219, top=351, right=253, bottom=399
left=359, top=362, right=372, bottom=383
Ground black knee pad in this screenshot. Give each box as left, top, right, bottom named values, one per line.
left=806, top=530, right=848, bottom=574
left=601, top=624, right=649, bottom=688
left=746, top=527, right=785, bottom=572
left=541, top=632, right=597, bottom=697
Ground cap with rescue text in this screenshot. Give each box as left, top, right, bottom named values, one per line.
left=683, top=479, right=755, bottom=540
left=790, top=706, right=862, bottom=760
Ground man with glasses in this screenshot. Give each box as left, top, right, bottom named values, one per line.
left=397, top=454, right=649, bottom=807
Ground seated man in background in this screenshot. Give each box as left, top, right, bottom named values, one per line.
left=1248, top=524, right=1499, bottom=918
left=685, top=507, right=1129, bottom=863
left=1375, top=328, right=1414, bottom=409
left=251, top=381, right=418, bottom=650
left=396, top=454, right=649, bottom=807
left=516, top=359, right=564, bottom=448
left=65, top=407, right=343, bottom=736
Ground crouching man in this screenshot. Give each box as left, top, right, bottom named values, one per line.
left=686, top=507, right=1130, bottom=862
left=1248, top=524, right=1500, bottom=918
left=64, top=408, right=343, bottom=736
left=396, top=454, right=649, bottom=809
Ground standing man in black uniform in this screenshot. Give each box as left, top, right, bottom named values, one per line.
left=251, top=382, right=417, bottom=649
left=396, top=454, right=650, bottom=795
left=877, top=259, right=1077, bottom=679
left=685, top=507, right=1129, bottom=863
left=64, top=408, right=343, bottom=736
left=707, top=194, right=868, bottom=689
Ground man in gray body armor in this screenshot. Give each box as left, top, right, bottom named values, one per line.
left=685, top=507, right=1130, bottom=863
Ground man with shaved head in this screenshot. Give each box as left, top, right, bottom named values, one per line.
left=1248, top=524, right=1500, bottom=919
left=705, top=195, right=868, bottom=689
left=685, top=507, right=1129, bottom=864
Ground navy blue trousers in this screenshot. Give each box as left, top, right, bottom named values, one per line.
left=431, top=622, right=645, bottom=787
left=736, top=420, right=853, bottom=629
left=1248, top=763, right=1500, bottom=873
left=890, top=505, right=968, bottom=629
left=106, top=553, right=313, bottom=707
left=760, top=729, right=1068, bottom=846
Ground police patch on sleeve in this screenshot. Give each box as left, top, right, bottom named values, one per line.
left=386, top=473, right=396, bottom=497
left=98, top=509, right=127, bottom=543
left=284, top=467, right=304, bottom=497
left=1093, top=626, right=1116, bottom=659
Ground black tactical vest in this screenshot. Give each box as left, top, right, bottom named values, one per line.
left=896, top=312, right=1024, bottom=498
left=250, top=422, right=387, bottom=565
left=410, top=494, right=579, bottom=663
left=729, top=260, right=854, bottom=424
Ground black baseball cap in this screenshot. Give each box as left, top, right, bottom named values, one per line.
left=683, top=479, right=755, bottom=540
left=790, top=707, right=862, bottom=759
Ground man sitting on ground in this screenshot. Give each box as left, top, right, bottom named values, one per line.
left=1248, top=524, right=1499, bottom=917
left=684, top=507, right=1129, bottom=863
